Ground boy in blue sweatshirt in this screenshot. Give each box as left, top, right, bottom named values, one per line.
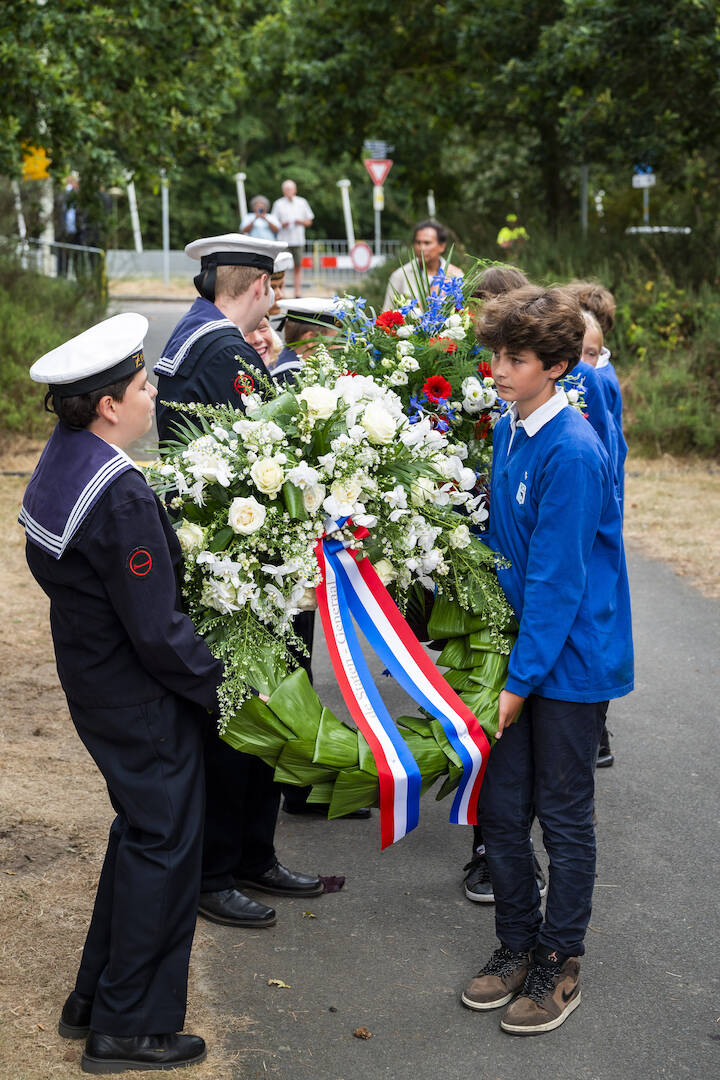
left=461, top=286, right=633, bottom=1034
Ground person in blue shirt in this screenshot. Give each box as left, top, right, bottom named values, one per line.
left=460, top=286, right=633, bottom=1036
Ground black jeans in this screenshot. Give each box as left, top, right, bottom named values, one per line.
left=478, top=694, right=606, bottom=958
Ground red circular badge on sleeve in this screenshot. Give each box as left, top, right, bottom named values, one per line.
left=127, top=548, right=153, bottom=577
left=234, top=373, right=255, bottom=395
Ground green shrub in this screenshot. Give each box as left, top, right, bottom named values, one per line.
left=0, top=255, right=104, bottom=438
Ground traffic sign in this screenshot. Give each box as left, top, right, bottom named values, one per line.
left=632, top=173, right=656, bottom=188
left=349, top=241, right=373, bottom=272
left=364, top=159, right=393, bottom=187
left=373, top=186, right=385, bottom=212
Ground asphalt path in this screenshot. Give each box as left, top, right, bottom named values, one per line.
left=114, top=299, right=720, bottom=1079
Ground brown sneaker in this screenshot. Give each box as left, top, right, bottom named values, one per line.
left=461, top=945, right=530, bottom=1011
left=500, top=956, right=581, bottom=1034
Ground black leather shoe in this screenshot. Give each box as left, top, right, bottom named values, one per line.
left=236, top=861, right=324, bottom=897
left=198, top=888, right=276, bottom=927
left=81, top=1031, right=206, bottom=1073
left=596, top=726, right=614, bottom=768
left=58, top=990, right=93, bottom=1039
left=282, top=798, right=372, bottom=820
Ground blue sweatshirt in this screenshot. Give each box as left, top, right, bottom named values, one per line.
left=488, top=402, right=633, bottom=703
left=596, top=357, right=628, bottom=513
left=560, top=359, right=619, bottom=496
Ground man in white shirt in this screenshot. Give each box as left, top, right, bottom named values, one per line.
left=271, top=179, right=314, bottom=297
left=383, top=219, right=462, bottom=311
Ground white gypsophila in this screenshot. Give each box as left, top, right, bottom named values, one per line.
left=298, top=384, right=339, bottom=424
left=302, top=483, right=326, bottom=514
left=361, top=400, right=397, bottom=444
left=448, top=523, right=472, bottom=550
left=373, top=558, right=397, bottom=586
left=287, top=461, right=320, bottom=490
left=176, top=520, right=205, bottom=553
left=331, top=433, right=352, bottom=452
left=249, top=456, right=285, bottom=497
left=228, top=496, right=267, bottom=535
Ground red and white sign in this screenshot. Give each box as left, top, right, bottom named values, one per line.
left=349, top=241, right=373, bottom=273
left=364, top=158, right=393, bottom=187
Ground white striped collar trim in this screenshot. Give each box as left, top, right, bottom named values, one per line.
left=20, top=452, right=139, bottom=558
left=154, top=317, right=236, bottom=376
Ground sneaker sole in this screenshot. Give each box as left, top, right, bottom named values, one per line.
left=500, top=989, right=581, bottom=1034
left=461, top=989, right=515, bottom=1010
left=464, top=885, right=495, bottom=903
left=81, top=1047, right=207, bottom=1073
left=197, top=908, right=276, bottom=928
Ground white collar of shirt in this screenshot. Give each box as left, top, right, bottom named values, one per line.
left=507, top=388, right=568, bottom=452
left=596, top=346, right=611, bottom=369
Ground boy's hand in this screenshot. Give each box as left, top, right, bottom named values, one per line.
left=496, top=690, right=526, bottom=738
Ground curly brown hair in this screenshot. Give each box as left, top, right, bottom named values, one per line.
left=476, top=286, right=585, bottom=377
left=472, top=265, right=530, bottom=300
left=564, top=280, right=616, bottom=335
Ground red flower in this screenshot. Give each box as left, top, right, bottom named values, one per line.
left=376, top=310, right=405, bottom=334
left=341, top=369, right=357, bottom=377
left=428, top=336, right=458, bottom=354
left=474, top=417, right=492, bottom=441
left=423, top=375, right=453, bottom=403
left=477, top=360, right=493, bottom=379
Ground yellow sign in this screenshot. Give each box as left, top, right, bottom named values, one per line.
left=22, top=144, right=52, bottom=181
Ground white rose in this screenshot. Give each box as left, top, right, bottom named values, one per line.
left=361, top=401, right=397, bottom=444
left=298, top=384, right=339, bottom=424
left=176, top=520, right=205, bottom=553
left=228, top=496, right=267, bottom=535
left=449, top=523, right=472, bottom=549
left=295, top=586, right=318, bottom=611
left=250, top=456, right=285, bottom=497
left=331, top=476, right=364, bottom=507
left=389, top=370, right=408, bottom=386
left=566, top=387, right=580, bottom=404
left=396, top=324, right=413, bottom=338
left=302, top=482, right=326, bottom=513
left=373, top=558, right=397, bottom=586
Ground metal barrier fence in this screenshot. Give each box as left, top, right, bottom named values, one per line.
left=19, top=238, right=107, bottom=301
left=106, top=239, right=402, bottom=285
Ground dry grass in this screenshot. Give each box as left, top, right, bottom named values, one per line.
left=1, top=444, right=718, bottom=1078
left=624, top=454, right=720, bottom=597
left=0, top=466, right=254, bottom=1079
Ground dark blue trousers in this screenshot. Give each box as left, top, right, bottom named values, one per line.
left=69, top=694, right=205, bottom=1036
left=478, top=695, right=606, bottom=958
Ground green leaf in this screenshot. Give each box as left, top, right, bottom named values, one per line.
left=437, top=636, right=476, bottom=670
left=273, top=737, right=336, bottom=785
left=306, top=782, right=333, bottom=806
left=268, top=668, right=323, bottom=734
left=282, top=480, right=308, bottom=520
left=468, top=628, right=502, bottom=653
left=221, top=697, right=294, bottom=766
left=209, top=525, right=233, bottom=553
left=467, top=651, right=509, bottom=693
left=435, top=764, right=463, bottom=801
left=443, top=669, right=477, bottom=692
left=313, top=708, right=359, bottom=769
left=329, top=768, right=379, bottom=818
left=396, top=715, right=435, bottom=737
left=428, top=593, right=489, bottom=638
left=357, top=731, right=378, bottom=776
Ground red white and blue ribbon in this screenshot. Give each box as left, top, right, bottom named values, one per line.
left=314, top=520, right=491, bottom=849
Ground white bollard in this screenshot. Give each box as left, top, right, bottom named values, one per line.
left=337, top=178, right=356, bottom=249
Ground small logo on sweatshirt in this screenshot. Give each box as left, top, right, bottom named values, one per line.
left=516, top=482, right=526, bottom=505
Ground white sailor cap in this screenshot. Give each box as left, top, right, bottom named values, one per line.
left=186, top=234, right=287, bottom=301
left=277, top=296, right=341, bottom=327
left=272, top=251, right=294, bottom=276
left=29, top=313, right=149, bottom=398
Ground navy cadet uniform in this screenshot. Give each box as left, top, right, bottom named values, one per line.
left=155, top=235, right=322, bottom=908
left=20, top=315, right=220, bottom=1058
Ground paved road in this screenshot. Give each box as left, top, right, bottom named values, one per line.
left=113, top=301, right=720, bottom=1079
